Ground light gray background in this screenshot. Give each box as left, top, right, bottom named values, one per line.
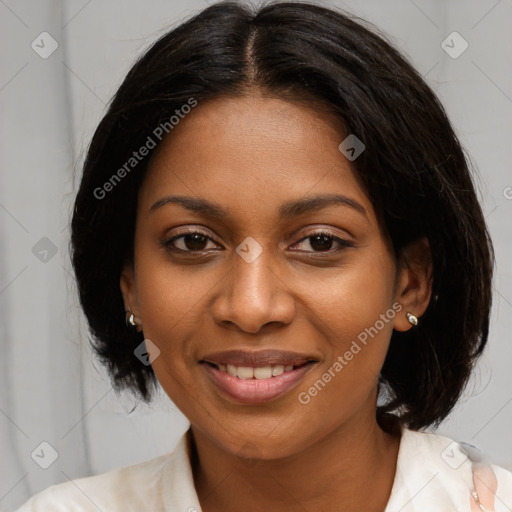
left=1, top=1, right=511, bottom=510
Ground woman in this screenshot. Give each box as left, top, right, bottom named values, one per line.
left=18, top=1, right=512, bottom=511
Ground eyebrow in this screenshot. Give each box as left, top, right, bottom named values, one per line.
left=149, top=193, right=367, bottom=220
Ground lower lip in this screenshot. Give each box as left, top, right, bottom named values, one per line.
left=201, top=362, right=315, bottom=404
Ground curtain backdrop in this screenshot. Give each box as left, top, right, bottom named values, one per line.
left=1, top=1, right=511, bottom=510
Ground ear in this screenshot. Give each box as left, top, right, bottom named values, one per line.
left=393, top=236, right=433, bottom=332
left=120, top=261, right=140, bottom=319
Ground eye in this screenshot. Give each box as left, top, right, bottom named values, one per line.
left=291, top=231, right=353, bottom=253
left=163, top=229, right=221, bottom=253
left=163, top=228, right=353, bottom=255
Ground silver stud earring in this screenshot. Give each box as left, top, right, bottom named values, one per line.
left=125, top=310, right=138, bottom=328
left=406, top=312, right=418, bottom=326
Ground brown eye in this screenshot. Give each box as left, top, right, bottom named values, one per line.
left=164, top=230, right=220, bottom=253
left=180, top=233, right=208, bottom=251
left=292, top=231, right=353, bottom=253
left=309, top=234, right=334, bottom=252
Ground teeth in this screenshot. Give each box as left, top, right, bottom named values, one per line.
left=215, top=363, right=299, bottom=379
left=272, top=365, right=284, bottom=376
left=254, top=367, right=272, bottom=379
left=237, top=366, right=254, bottom=379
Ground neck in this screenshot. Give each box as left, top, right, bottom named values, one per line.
left=189, top=406, right=402, bottom=512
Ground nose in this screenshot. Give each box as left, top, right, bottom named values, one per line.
left=210, top=241, right=295, bottom=334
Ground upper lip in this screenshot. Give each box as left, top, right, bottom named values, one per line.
left=201, top=349, right=317, bottom=367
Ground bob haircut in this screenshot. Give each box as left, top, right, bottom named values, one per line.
left=70, top=0, right=494, bottom=431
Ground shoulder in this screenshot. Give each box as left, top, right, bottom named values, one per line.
left=385, top=428, right=512, bottom=512
left=16, top=430, right=202, bottom=512
left=17, top=452, right=172, bottom=511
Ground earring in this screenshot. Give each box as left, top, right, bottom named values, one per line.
left=125, top=310, right=138, bottom=328
left=406, top=312, right=418, bottom=326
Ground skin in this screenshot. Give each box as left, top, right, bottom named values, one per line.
left=120, top=92, right=432, bottom=512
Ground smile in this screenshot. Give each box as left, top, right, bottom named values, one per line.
left=208, top=362, right=296, bottom=379
left=200, top=360, right=316, bottom=403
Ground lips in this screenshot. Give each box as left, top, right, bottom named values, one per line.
left=201, top=349, right=316, bottom=367
left=199, top=349, right=318, bottom=403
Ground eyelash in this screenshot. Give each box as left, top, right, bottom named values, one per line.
left=163, top=228, right=353, bottom=255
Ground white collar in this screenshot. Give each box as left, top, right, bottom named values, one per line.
left=385, top=426, right=475, bottom=511
left=163, top=427, right=512, bottom=512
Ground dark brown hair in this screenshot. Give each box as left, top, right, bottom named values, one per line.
left=70, top=0, right=494, bottom=430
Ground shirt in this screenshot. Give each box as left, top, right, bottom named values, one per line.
left=16, top=427, right=512, bottom=511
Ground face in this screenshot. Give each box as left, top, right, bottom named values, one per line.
left=121, top=93, right=425, bottom=460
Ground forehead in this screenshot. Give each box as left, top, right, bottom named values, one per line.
left=139, top=94, right=374, bottom=225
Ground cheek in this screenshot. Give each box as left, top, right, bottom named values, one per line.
left=135, top=239, right=209, bottom=330
left=133, top=250, right=202, bottom=378
left=137, top=264, right=199, bottom=323
left=303, top=245, right=396, bottom=337
left=300, top=247, right=397, bottom=388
